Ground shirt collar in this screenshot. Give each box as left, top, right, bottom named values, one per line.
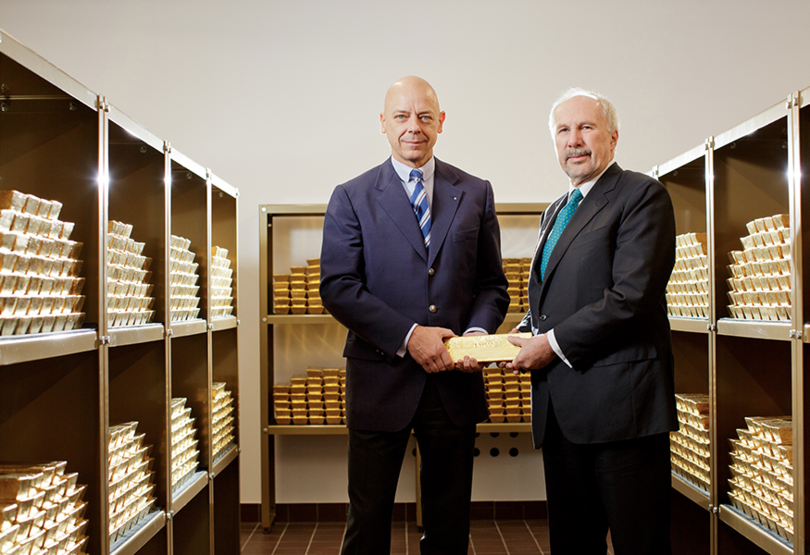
left=391, top=156, right=435, bottom=183
left=570, top=159, right=616, bottom=199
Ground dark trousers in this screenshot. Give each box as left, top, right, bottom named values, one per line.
left=340, top=376, right=477, bottom=555
left=543, top=401, right=672, bottom=555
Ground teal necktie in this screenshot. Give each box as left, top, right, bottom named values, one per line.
left=540, top=188, right=583, bottom=280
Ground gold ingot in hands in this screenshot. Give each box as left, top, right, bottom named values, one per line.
left=444, top=332, right=532, bottom=362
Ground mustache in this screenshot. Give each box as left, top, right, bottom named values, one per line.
left=565, top=148, right=591, bottom=158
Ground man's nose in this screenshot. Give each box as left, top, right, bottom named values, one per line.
left=407, top=114, right=421, bottom=132
left=568, top=128, right=583, bottom=146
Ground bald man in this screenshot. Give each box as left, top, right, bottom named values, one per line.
left=320, top=76, right=509, bottom=554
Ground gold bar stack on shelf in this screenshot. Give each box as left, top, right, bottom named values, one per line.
left=0, top=190, right=86, bottom=336
left=212, top=383, right=237, bottom=461
left=273, top=367, right=346, bottom=425
left=108, top=421, right=157, bottom=545
left=106, top=221, right=154, bottom=327
left=288, top=269, right=306, bottom=314
left=502, top=258, right=532, bottom=313
left=484, top=368, right=531, bottom=423
left=272, top=382, right=292, bottom=424
left=210, top=246, right=234, bottom=319
left=169, top=398, right=200, bottom=495
left=323, top=368, right=345, bottom=424
left=273, top=261, right=327, bottom=315
left=726, top=214, right=791, bottom=321
left=669, top=393, right=711, bottom=493
left=666, top=233, right=710, bottom=318
left=0, top=461, right=89, bottom=555
left=272, top=274, right=291, bottom=314
left=305, top=259, right=324, bottom=314
left=169, top=235, right=201, bottom=322
left=727, top=416, right=794, bottom=544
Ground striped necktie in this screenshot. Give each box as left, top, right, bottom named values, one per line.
left=409, top=169, right=431, bottom=248
left=540, top=188, right=583, bottom=280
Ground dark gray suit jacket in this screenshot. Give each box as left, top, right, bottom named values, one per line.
left=519, top=163, right=678, bottom=447
left=320, top=157, right=509, bottom=432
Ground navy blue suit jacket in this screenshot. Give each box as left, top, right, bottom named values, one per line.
left=519, top=164, right=679, bottom=447
left=320, top=157, right=509, bottom=432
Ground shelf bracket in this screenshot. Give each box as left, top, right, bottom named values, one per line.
left=706, top=324, right=716, bottom=332
left=98, top=335, right=111, bottom=346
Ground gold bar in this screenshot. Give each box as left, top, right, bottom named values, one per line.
left=444, top=332, right=532, bottom=363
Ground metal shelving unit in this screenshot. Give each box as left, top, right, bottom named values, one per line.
left=0, top=28, right=241, bottom=555
left=651, top=88, right=809, bottom=555
left=258, top=202, right=546, bottom=530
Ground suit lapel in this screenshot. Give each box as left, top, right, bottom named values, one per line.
left=375, top=160, right=428, bottom=262
left=539, top=164, right=622, bottom=293
left=529, top=194, right=567, bottom=278
left=427, top=159, right=461, bottom=267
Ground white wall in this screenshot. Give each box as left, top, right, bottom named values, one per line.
left=3, top=0, right=809, bottom=504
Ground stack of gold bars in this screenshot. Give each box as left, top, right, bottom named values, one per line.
left=502, top=258, right=532, bottom=313
left=272, top=259, right=325, bottom=315
left=483, top=368, right=530, bottom=423
left=210, top=246, right=234, bottom=319
left=726, top=214, right=792, bottom=321
left=0, top=190, right=86, bottom=336
left=0, top=461, right=88, bottom=555
left=169, top=235, right=201, bottom=322
left=212, top=383, right=236, bottom=461
left=169, top=398, right=200, bottom=495
left=666, top=233, right=710, bottom=318
left=669, top=393, right=711, bottom=493
left=273, top=367, right=346, bottom=425
left=727, top=416, right=794, bottom=544
left=108, top=421, right=157, bottom=545
left=106, top=221, right=154, bottom=327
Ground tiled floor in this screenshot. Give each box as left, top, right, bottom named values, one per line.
left=241, top=519, right=606, bottom=554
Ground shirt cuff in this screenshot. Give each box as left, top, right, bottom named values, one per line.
left=547, top=329, right=572, bottom=368
left=463, top=327, right=488, bottom=336
left=397, top=323, right=419, bottom=358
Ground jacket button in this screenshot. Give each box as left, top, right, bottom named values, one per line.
left=539, top=314, right=548, bottom=321
left=429, top=305, right=438, bottom=313
left=428, top=268, right=435, bottom=276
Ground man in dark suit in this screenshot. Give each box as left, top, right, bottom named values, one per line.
left=506, top=89, right=677, bottom=554
left=320, top=76, right=509, bottom=555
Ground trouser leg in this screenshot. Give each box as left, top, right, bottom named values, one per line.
left=542, top=402, right=610, bottom=555
left=341, top=426, right=411, bottom=555
left=595, top=432, right=672, bottom=555
left=413, top=377, right=476, bottom=555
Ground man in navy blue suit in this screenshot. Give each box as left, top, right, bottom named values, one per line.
left=320, top=76, right=509, bottom=554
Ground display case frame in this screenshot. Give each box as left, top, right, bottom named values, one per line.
left=258, top=202, right=546, bottom=530
left=0, top=28, right=241, bottom=555
left=651, top=90, right=807, bottom=555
